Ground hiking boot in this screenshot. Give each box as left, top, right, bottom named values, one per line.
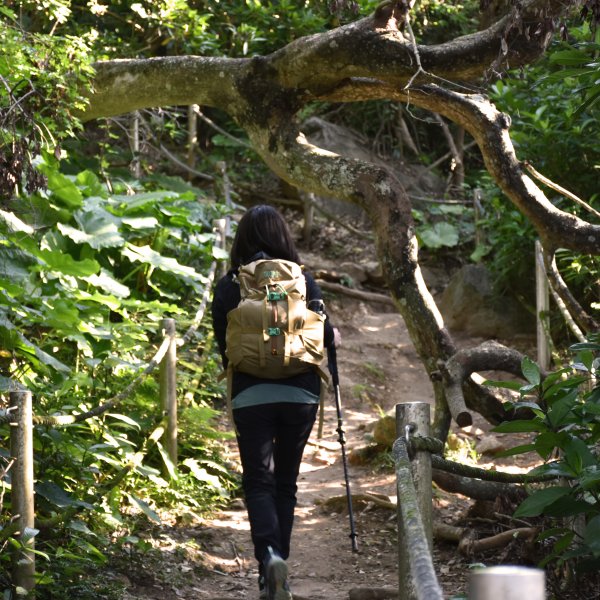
left=263, top=547, right=292, bottom=600
left=258, top=576, right=267, bottom=600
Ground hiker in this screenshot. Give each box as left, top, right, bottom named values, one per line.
left=211, top=204, right=340, bottom=600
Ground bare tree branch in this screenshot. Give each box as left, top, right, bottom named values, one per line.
left=523, top=160, right=600, bottom=220
left=543, top=248, right=599, bottom=334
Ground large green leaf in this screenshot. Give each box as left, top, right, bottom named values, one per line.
left=562, top=436, right=597, bottom=473
left=584, top=516, right=600, bottom=552
left=522, top=356, right=541, bottom=386
left=126, top=493, right=161, bottom=523
left=75, top=170, right=106, bottom=197
left=183, top=457, right=224, bottom=489
left=547, top=396, right=578, bottom=429
left=570, top=342, right=600, bottom=352
left=36, top=248, right=100, bottom=276
left=0, top=276, right=27, bottom=297
left=543, top=495, right=595, bottom=518
left=41, top=297, right=80, bottom=330
left=109, top=191, right=179, bottom=214
left=122, top=244, right=207, bottom=282
left=35, top=481, right=93, bottom=510
left=0, top=209, right=35, bottom=234
left=534, top=431, right=568, bottom=459
left=580, top=466, right=600, bottom=491
left=418, top=222, right=459, bottom=249
left=58, top=209, right=125, bottom=249
left=38, top=168, right=83, bottom=210
left=0, top=313, right=71, bottom=372
left=549, top=49, right=590, bottom=66
left=15, top=234, right=99, bottom=276
left=527, top=461, right=574, bottom=479
left=212, top=246, right=229, bottom=260
left=121, top=216, right=160, bottom=230
left=84, top=268, right=131, bottom=298
left=514, top=486, right=572, bottom=518
left=156, top=440, right=178, bottom=480
left=492, top=419, right=548, bottom=433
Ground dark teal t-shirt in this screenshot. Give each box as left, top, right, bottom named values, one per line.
left=232, top=383, right=319, bottom=410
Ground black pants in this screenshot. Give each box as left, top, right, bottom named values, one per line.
left=233, top=402, right=318, bottom=567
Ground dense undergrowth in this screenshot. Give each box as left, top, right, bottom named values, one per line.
left=0, top=149, right=238, bottom=597
left=0, top=0, right=598, bottom=597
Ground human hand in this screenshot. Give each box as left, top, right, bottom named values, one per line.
left=333, top=327, right=342, bottom=348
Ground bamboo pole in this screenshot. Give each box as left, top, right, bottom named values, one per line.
left=214, top=217, right=228, bottom=279
left=10, top=390, right=36, bottom=596
left=159, top=318, right=177, bottom=473
left=130, top=111, right=141, bottom=179
left=396, top=402, right=435, bottom=600
left=535, top=240, right=550, bottom=370
left=473, top=188, right=483, bottom=247
left=469, top=566, right=545, bottom=599
left=187, top=104, right=199, bottom=176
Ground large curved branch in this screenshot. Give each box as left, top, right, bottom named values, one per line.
left=322, top=82, right=600, bottom=256
left=82, top=56, right=244, bottom=120
left=433, top=469, right=526, bottom=503
left=443, top=341, right=530, bottom=426
left=402, top=86, right=600, bottom=255
left=269, top=0, right=562, bottom=92
left=82, top=0, right=570, bottom=122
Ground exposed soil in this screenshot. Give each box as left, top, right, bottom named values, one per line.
left=110, top=212, right=596, bottom=600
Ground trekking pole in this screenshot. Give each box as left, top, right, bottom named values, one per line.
left=327, top=344, right=359, bottom=553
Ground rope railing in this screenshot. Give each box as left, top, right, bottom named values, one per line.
left=394, top=402, right=546, bottom=600
left=430, top=453, right=564, bottom=484
left=393, top=413, right=444, bottom=600
left=1, top=226, right=223, bottom=430
left=2, top=220, right=227, bottom=595
left=408, top=435, right=565, bottom=484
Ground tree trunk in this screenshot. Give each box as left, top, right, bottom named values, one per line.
left=78, top=0, right=599, bottom=441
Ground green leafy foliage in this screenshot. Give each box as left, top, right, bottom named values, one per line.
left=489, top=336, right=600, bottom=571
left=2, top=1, right=598, bottom=595
left=490, top=25, right=600, bottom=202
left=473, top=24, right=599, bottom=317
left=0, top=151, right=234, bottom=596
left=413, top=203, right=472, bottom=250
left=0, top=4, right=95, bottom=196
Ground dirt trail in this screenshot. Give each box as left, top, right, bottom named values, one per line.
left=121, top=293, right=455, bottom=600
left=114, top=211, right=553, bottom=600
left=276, top=297, right=430, bottom=599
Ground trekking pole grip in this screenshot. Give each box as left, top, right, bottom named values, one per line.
left=327, top=344, right=340, bottom=387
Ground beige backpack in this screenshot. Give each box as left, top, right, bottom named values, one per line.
left=225, top=258, right=325, bottom=378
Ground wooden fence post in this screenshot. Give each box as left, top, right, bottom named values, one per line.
left=535, top=240, right=551, bottom=370
left=159, top=318, right=178, bottom=473
left=469, top=565, right=545, bottom=599
left=9, top=390, right=36, bottom=596
left=396, top=402, right=433, bottom=600
left=303, top=193, right=315, bottom=248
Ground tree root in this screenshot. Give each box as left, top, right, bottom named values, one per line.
left=458, top=526, right=538, bottom=556
left=348, top=588, right=399, bottom=600
left=316, top=279, right=394, bottom=306
left=320, top=492, right=396, bottom=512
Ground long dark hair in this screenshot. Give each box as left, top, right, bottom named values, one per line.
left=230, top=204, right=300, bottom=267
